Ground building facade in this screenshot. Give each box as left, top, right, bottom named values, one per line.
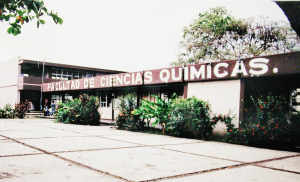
left=0, top=57, right=124, bottom=111
left=1, top=53, right=299, bottom=131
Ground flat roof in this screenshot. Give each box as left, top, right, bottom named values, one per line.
left=18, top=59, right=126, bottom=74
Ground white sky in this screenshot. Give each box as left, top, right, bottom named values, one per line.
left=0, top=0, right=289, bottom=72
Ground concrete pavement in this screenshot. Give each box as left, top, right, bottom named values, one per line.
left=0, top=119, right=299, bottom=182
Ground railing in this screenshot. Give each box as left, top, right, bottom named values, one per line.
left=18, top=76, right=56, bottom=90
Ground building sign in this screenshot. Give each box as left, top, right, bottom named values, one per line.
left=43, top=54, right=300, bottom=92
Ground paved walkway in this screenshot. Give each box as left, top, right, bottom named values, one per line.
left=0, top=119, right=299, bottom=182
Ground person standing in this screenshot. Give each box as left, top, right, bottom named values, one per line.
left=26, top=99, right=31, bottom=118
left=51, top=101, right=56, bottom=116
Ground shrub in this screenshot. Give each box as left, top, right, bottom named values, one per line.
left=14, top=100, right=28, bottom=118
left=133, top=99, right=155, bottom=130
left=221, top=93, right=300, bottom=149
left=166, top=97, right=217, bottom=140
left=212, top=112, right=237, bottom=143
left=57, top=94, right=101, bottom=125
left=57, top=99, right=80, bottom=123
left=236, top=121, right=299, bottom=148
left=134, top=93, right=177, bottom=132
left=242, top=93, right=289, bottom=127
left=1, top=104, right=14, bottom=118
left=116, top=93, right=144, bottom=131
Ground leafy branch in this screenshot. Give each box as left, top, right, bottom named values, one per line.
left=0, top=0, right=63, bottom=35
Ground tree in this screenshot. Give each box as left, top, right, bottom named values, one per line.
left=0, top=0, right=63, bottom=36
left=171, top=7, right=300, bottom=66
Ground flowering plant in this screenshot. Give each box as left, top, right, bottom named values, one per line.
left=1, top=104, right=14, bottom=118
left=14, top=100, right=28, bottom=118
left=212, top=111, right=237, bottom=143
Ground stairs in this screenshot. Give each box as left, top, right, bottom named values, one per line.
left=25, top=111, right=43, bottom=118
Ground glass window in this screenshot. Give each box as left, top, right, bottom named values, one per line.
left=86, top=73, right=93, bottom=78
left=100, top=90, right=108, bottom=107
left=292, top=88, right=300, bottom=113
left=52, top=68, right=73, bottom=80
left=51, top=94, right=62, bottom=104
left=65, top=93, right=73, bottom=102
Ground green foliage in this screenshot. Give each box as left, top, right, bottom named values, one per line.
left=57, top=94, right=100, bottom=125
left=116, top=93, right=144, bottom=131
left=57, top=98, right=80, bottom=123
left=0, top=0, right=63, bottom=36
left=14, top=100, right=28, bottom=118
left=136, top=93, right=177, bottom=127
left=239, top=93, right=299, bottom=147
left=243, top=93, right=290, bottom=127
left=1, top=104, right=14, bottom=118
left=212, top=111, right=237, bottom=143
left=152, top=93, right=177, bottom=127
left=133, top=99, right=155, bottom=129
left=172, top=7, right=299, bottom=66
left=166, top=97, right=217, bottom=140
left=218, top=93, right=300, bottom=149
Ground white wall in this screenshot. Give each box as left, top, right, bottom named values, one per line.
left=0, top=57, right=19, bottom=107
left=0, top=57, right=18, bottom=87
left=187, top=80, right=241, bottom=133
left=0, top=87, right=19, bottom=108
left=99, top=107, right=113, bottom=120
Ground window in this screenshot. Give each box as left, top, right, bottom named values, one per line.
left=51, top=94, right=62, bottom=104
left=64, top=93, right=73, bottom=102
left=86, top=73, right=93, bottom=78
left=73, top=71, right=83, bottom=79
left=291, top=88, right=300, bottom=113
left=100, top=90, right=108, bottom=107
left=51, top=69, right=72, bottom=80
left=51, top=68, right=95, bottom=80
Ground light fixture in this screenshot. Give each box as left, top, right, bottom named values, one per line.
left=237, top=57, right=243, bottom=74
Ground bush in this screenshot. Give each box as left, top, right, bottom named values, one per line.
left=133, top=93, right=177, bottom=133
left=212, top=112, right=237, bottom=143
left=220, top=93, right=300, bottom=149
left=1, top=104, right=14, bottom=118
left=242, top=93, right=290, bottom=127
left=236, top=121, right=300, bottom=149
left=14, top=100, right=28, bottom=118
left=57, top=94, right=101, bottom=125
left=116, top=93, right=144, bottom=131
left=166, top=97, right=217, bottom=140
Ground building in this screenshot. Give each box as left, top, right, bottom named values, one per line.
left=0, top=57, right=124, bottom=111
left=1, top=53, right=300, bottom=131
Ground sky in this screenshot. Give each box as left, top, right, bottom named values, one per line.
left=0, top=0, right=290, bottom=72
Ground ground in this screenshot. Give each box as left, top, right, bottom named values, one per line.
left=0, top=119, right=299, bottom=181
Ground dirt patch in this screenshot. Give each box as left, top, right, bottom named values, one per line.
left=0, top=172, right=18, bottom=179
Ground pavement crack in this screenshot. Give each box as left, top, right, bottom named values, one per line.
left=141, top=163, right=250, bottom=182
left=52, top=145, right=147, bottom=154
left=0, top=133, right=130, bottom=182
left=0, top=153, right=44, bottom=158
